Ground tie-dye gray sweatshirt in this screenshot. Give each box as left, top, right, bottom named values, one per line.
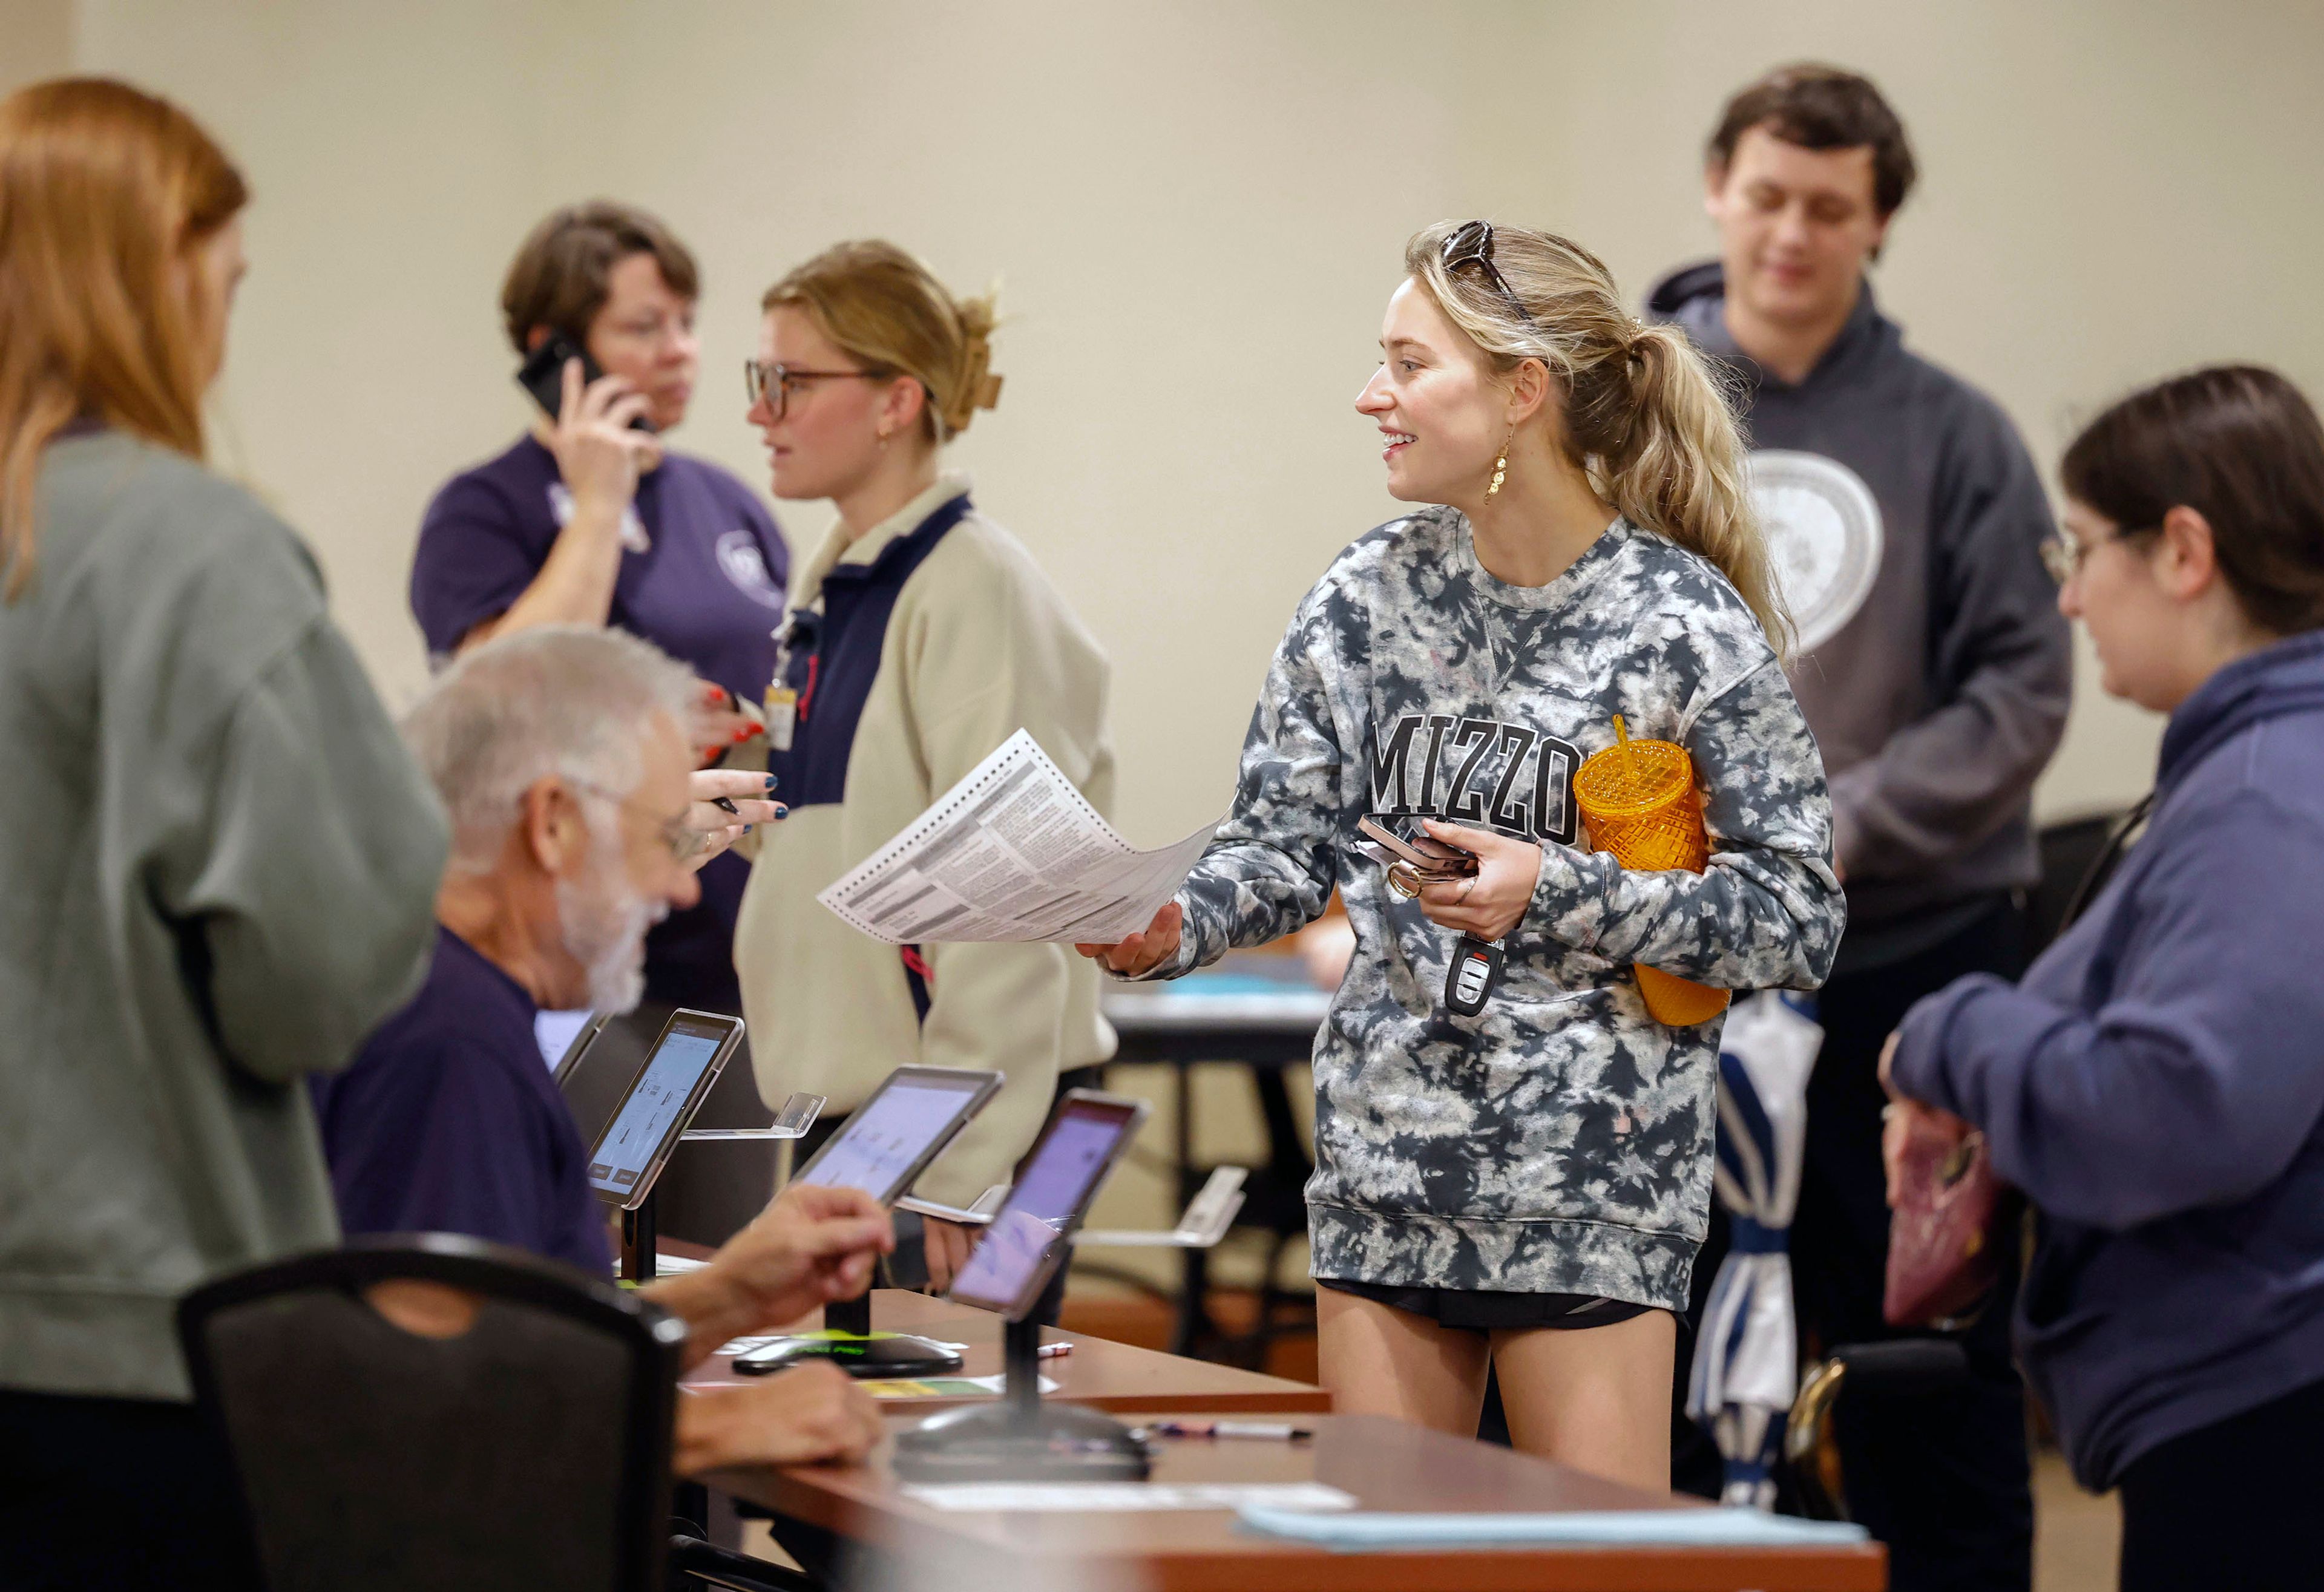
left=1148, top=510, right=1843, bottom=1310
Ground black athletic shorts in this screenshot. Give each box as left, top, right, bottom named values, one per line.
left=1318, top=1277, right=1656, bottom=1331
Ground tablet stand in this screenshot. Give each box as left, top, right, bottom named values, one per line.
left=891, top=1311, right=1151, bottom=1482
left=617, top=1092, right=824, bottom=1285
left=878, top=1173, right=1241, bottom=1474
left=786, top=1289, right=967, bottom=1378
left=618, top=1200, right=658, bottom=1284
left=753, top=1167, right=1239, bottom=1380
left=733, top=1246, right=968, bottom=1378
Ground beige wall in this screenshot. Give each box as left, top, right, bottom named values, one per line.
left=2, top=0, right=74, bottom=94
left=61, top=0, right=2324, bottom=836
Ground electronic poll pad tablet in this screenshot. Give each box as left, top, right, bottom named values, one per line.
left=888, top=1090, right=1156, bottom=1484
left=789, top=1064, right=1003, bottom=1205
left=946, top=1090, right=1151, bottom=1320
left=587, top=1010, right=744, bottom=1211
left=731, top=1065, right=1002, bottom=1380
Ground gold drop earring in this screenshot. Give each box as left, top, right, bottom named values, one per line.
left=1486, top=427, right=1514, bottom=500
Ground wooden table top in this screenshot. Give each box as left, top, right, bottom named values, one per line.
left=680, top=1288, right=1331, bottom=1415
left=709, top=1410, right=1885, bottom=1592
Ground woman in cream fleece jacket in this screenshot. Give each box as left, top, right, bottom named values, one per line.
left=734, top=241, right=1114, bottom=1286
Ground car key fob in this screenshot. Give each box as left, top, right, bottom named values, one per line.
left=1445, top=934, right=1503, bottom=1017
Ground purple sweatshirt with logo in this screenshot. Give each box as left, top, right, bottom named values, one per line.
left=410, top=436, right=788, bottom=1009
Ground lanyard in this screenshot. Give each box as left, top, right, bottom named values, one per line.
left=762, top=611, right=822, bottom=751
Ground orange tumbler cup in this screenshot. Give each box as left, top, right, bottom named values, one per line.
left=1572, top=718, right=1732, bottom=1027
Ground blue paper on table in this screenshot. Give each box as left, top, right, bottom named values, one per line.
left=1236, top=1503, right=1870, bottom=1550
left=1175, top=971, right=1313, bottom=997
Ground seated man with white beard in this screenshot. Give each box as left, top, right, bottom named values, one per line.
left=317, top=627, right=894, bottom=1475
left=317, top=624, right=777, bottom=1267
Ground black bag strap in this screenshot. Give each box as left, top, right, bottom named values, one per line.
left=2058, top=792, right=2156, bottom=932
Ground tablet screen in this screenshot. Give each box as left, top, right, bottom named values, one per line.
left=588, top=1017, right=731, bottom=1199
left=793, top=1068, right=997, bottom=1205
left=948, top=1096, right=1143, bottom=1316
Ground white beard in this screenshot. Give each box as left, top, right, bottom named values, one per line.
left=555, top=834, right=666, bottom=1014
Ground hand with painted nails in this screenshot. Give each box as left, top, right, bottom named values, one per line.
left=686, top=767, right=785, bottom=868
left=691, top=678, right=764, bottom=766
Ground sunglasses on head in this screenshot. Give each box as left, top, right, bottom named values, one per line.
left=1442, top=220, right=1537, bottom=329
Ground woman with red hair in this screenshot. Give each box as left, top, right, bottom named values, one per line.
left=0, top=80, right=447, bottom=1585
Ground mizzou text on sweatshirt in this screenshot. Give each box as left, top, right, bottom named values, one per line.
left=734, top=473, right=1115, bottom=1206
left=1143, top=512, right=1842, bottom=1309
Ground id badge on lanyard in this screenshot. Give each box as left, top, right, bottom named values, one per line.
left=764, top=612, right=816, bottom=752
left=763, top=684, right=798, bottom=751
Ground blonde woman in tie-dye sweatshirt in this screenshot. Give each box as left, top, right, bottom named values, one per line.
left=1083, top=223, right=1842, bottom=1490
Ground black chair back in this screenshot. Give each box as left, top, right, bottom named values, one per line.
left=177, top=1233, right=688, bottom=1592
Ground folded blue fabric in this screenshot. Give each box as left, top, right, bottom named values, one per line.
left=1236, top=1504, right=1870, bottom=1550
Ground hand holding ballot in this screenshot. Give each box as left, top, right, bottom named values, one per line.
left=1075, top=900, right=1183, bottom=977
left=819, top=731, right=1219, bottom=945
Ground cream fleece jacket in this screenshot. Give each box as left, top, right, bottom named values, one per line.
left=733, top=474, right=1115, bottom=1204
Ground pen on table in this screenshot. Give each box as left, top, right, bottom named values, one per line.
left=1035, top=1340, right=1073, bottom=1360
left=1146, top=1419, right=1312, bottom=1441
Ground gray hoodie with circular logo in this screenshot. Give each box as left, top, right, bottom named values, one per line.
left=1649, top=263, right=2072, bottom=973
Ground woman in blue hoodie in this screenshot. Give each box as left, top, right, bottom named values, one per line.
left=1881, top=365, right=2324, bottom=1592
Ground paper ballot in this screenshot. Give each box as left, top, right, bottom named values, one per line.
left=819, top=730, right=1221, bottom=945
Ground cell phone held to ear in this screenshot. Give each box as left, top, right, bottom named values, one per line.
left=516, top=331, right=654, bottom=431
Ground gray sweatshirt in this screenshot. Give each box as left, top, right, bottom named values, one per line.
left=0, top=431, right=448, bottom=1401
left=1151, top=514, right=1842, bottom=1310
left=1647, top=265, right=2071, bottom=971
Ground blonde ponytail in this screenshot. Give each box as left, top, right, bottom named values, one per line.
left=1405, top=222, right=1792, bottom=658
left=1606, top=323, right=1791, bottom=656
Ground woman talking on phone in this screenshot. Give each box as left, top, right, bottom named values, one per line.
left=1083, top=223, right=1843, bottom=1487
left=734, top=241, right=1113, bottom=1295
left=410, top=203, right=786, bottom=1013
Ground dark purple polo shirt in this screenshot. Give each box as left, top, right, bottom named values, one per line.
left=315, top=926, right=611, bottom=1274
left=410, top=436, right=790, bottom=1009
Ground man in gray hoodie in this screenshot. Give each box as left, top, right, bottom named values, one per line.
left=1649, top=64, right=2070, bottom=1592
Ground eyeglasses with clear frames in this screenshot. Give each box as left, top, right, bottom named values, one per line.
left=743, top=359, right=890, bottom=421
left=599, top=312, right=695, bottom=353
left=2040, top=522, right=2153, bottom=585
left=562, top=776, right=700, bottom=863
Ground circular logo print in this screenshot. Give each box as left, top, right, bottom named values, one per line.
left=716, top=529, right=787, bottom=610
left=1746, top=450, right=1883, bottom=654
